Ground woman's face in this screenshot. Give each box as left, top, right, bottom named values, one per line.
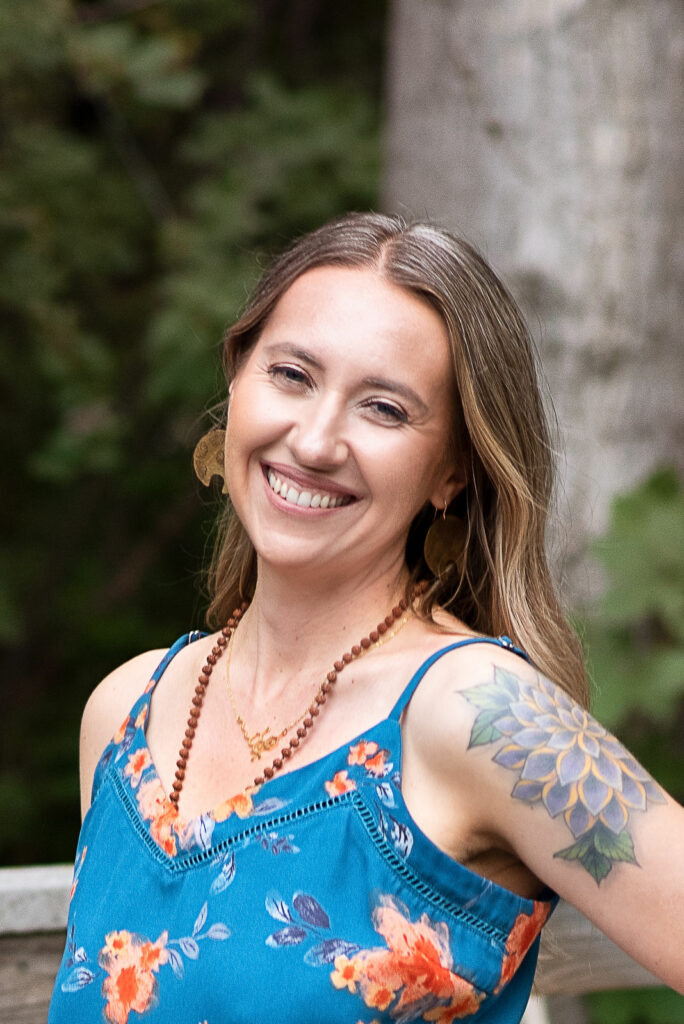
left=225, top=266, right=465, bottom=584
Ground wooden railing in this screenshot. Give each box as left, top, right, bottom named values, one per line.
left=0, top=865, right=663, bottom=1023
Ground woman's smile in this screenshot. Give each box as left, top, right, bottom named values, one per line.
left=263, top=463, right=357, bottom=510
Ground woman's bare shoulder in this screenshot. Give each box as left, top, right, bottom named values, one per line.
left=79, top=648, right=167, bottom=817
left=405, top=626, right=538, bottom=740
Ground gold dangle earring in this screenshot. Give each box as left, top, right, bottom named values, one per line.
left=193, top=428, right=228, bottom=494
left=423, top=499, right=468, bottom=578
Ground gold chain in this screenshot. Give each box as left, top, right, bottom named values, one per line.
left=226, top=610, right=412, bottom=761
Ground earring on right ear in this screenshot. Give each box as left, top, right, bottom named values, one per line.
left=193, top=428, right=228, bottom=494
left=423, top=499, right=468, bottom=577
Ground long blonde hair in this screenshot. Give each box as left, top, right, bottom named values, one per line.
left=206, top=213, right=589, bottom=706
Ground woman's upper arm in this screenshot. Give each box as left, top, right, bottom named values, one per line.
left=430, top=649, right=684, bottom=994
left=79, top=649, right=166, bottom=820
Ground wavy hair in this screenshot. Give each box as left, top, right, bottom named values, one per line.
left=205, top=213, right=588, bottom=706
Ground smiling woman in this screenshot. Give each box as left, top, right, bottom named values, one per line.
left=49, top=214, right=684, bottom=1024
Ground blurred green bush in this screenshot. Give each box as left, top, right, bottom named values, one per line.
left=581, top=468, right=684, bottom=1023
left=582, top=468, right=684, bottom=800
left=0, top=0, right=384, bottom=865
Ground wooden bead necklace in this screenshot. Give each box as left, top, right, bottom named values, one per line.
left=169, top=581, right=428, bottom=805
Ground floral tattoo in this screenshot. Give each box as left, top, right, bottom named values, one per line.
left=461, top=667, right=665, bottom=884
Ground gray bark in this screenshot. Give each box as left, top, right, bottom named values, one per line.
left=385, top=0, right=684, bottom=601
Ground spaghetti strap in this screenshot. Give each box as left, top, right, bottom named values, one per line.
left=145, top=630, right=206, bottom=696
left=388, top=635, right=531, bottom=721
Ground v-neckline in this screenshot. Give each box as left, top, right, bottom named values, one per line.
left=135, top=629, right=521, bottom=831
left=138, top=683, right=402, bottom=837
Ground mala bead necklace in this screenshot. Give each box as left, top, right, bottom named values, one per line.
left=169, top=601, right=248, bottom=807
left=169, top=581, right=428, bottom=805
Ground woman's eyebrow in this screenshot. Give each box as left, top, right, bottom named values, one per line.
left=263, top=342, right=429, bottom=412
left=263, top=342, right=323, bottom=369
left=360, top=376, right=428, bottom=414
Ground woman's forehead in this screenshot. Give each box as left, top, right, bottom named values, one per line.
left=260, top=266, right=453, bottom=383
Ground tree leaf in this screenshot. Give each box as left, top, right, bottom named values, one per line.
left=265, top=926, right=308, bottom=947
left=178, top=936, right=200, bottom=959
left=61, top=966, right=96, bottom=992
left=210, top=852, right=236, bottom=894
left=167, top=947, right=185, bottom=979
left=293, top=892, right=330, bottom=929
left=304, top=939, right=360, bottom=966
left=193, top=901, right=207, bottom=936
left=594, top=826, right=637, bottom=864
left=265, top=892, right=293, bottom=923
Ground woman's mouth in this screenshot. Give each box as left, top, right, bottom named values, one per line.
left=265, top=468, right=355, bottom=509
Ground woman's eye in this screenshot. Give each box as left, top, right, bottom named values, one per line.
left=362, top=399, right=408, bottom=424
left=269, top=364, right=310, bottom=386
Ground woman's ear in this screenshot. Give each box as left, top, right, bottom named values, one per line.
left=430, top=462, right=467, bottom=512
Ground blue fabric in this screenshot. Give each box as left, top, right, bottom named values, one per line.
left=49, top=633, right=555, bottom=1024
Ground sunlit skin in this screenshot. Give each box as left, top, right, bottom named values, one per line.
left=224, top=266, right=465, bottom=597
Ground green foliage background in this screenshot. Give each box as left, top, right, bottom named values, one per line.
left=1, top=0, right=384, bottom=865
left=1, top=3, right=681, bottom=1019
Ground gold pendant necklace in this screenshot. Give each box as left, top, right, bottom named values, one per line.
left=226, top=629, right=309, bottom=761
left=226, top=598, right=416, bottom=763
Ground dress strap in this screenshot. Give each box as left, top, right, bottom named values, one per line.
left=144, top=630, right=206, bottom=698
left=388, top=635, right=531, bottom=721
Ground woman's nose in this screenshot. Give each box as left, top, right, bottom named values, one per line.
left=287, top=395, right=348, bottom=469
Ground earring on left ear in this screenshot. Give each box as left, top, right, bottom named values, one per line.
left=193, top=428, right=228, bottom=494
left=423, top=499, right=468, bottom=577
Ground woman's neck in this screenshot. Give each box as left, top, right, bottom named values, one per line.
left=230, top=560, right=411, bottom=703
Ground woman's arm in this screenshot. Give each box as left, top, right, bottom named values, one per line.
left=79, top=650, right=166, bottom=819
left=418, top=647, right=684, bottom=993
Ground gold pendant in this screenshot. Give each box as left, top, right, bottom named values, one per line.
left=247, top=728, right=279, bottom=761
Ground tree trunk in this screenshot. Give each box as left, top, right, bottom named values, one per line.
left=384, top=0, right=683, bottom=601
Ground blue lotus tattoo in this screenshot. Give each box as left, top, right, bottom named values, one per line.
left=461, top=668, right=665, bottom=884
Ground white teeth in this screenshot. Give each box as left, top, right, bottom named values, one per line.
left=266, top=469, right=351, bottom=509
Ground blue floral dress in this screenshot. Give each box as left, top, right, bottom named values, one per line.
left=49, top=633, right=556, bottom=1024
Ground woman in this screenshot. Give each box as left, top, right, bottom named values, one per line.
left=49, top=214, right=684, bottom=1023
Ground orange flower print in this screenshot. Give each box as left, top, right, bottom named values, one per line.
left=213, top=790, right=255, bottom=823
left=330, top=895, right=483, bottom=1021
left=113, top=715, right=131, bottom=745
left=136, top=777, right=180, bottom=857
left=495, top=901, right=551, bottom=993
left=99, top=929, right=169, bottom=1024
left=364, top=749, right=392, bottom=777
left=124, top=749, right=152, bottom=788
left=348, top=740, right=379, bottom=765
left=331, top=954, right=363, bottom=993
left=135, top=706, right=148, bottom=729
left=324, top=770, right=357, bottom=797
left=363, top=979, right=396, bottom=1011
